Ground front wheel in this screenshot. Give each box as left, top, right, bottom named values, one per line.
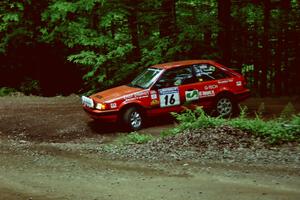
left=122, top=107, right=143, bottom=131
left=215, top=96, right=236, bottom=117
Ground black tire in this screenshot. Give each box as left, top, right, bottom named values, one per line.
left=122, top=107, right=143, bottom=131
left=215, top=95, right=237, bottom=117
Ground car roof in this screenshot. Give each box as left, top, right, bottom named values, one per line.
left=151, top=60, right=220, bottom=70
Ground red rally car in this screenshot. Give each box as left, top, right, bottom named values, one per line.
left=82, top=60, right=250, bottom=130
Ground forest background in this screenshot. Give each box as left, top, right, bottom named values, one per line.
left=0, top=0, right=299, bottom=97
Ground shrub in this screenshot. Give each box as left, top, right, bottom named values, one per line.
left=162, top=107, right=225, bottom=137
left=167, top=107, right=300, bottom=144
left=20, top=78, right=41, bottom=95
left=280, top=102, right=296, bottom=120
left=228, top=116, right=295, bottom=143
left=257, top=102, right=266, bottom=116
left=124, top=132, right=154, bottom=144
left=0, top=87, right=18, bottom=96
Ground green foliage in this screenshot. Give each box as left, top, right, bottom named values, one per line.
left=39, top=0, right=223, bottom=92
left=1, top=0, right=300, bottom=95
left=20, top=78, right=41, bottom=95
left=168, top=107, right=300, bottom=144
left=40, top=0, right=139, bottom=91
left=238, top=105, right=248, bottom=119
left=68, top=51, right=100, bottom=66
left=140, top=37, right=169, bottom=67
left=241, top=64, right=254, bottom=75
left=121, top=132, right=154, bottom=144
left=290, top=114, right=300, bottom=126
left=0, top=87, right=18, bottom=96
left=46, top=1, right=77, bottom=22
left=280, top=102, right=296, bottom=120
left=228, top=116, right=295, bottom=144
left=162, top=108, right=226, bottom=137
left=257, top=102, right=266, bottom=117
left=0, top=1, right=27, bottom=53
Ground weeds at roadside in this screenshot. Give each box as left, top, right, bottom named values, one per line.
left=0, top=87, right=18, bottom=96
left=164, top=105, right=300, bottom=144
left=117, top=132, right=154, bottom=144
left=116, top=103, right=300, bottom=145
left=280, top=102, right=296, bottom=120
left=20, top=78, right=41, bottom=95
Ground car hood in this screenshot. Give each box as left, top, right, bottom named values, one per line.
left=91, top=85, right=144, bottom=102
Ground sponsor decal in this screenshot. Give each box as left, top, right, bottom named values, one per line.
left=199, top=90, right=215, bottom=97
left=134, top=91, right=149, bottom=98
left=174, top=79, right=182, bottom=86
left=218, top=79, right=233, bottom=84
left=236, top=81, right=242, bottom=86
left=185, top=90, right=199, bottom=101
left=150, top=91, right=158, bottom=99
left=124, top=91, right=149, bottom=101
left=204, top=85, right=218, bottom=90
left=159, top=87, right=180, bottom=108
left=150, top=99, right=160, bottom=106
left=124, top=94, right=134, bottom=99
left=110, top=103, right=117, bottom=109
left=207, top=65, right=216, bottom=72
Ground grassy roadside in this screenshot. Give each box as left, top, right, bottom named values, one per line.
left=122, top=104, right=300, bottom=145
left=168, top=107, right=300, bottom=144
left=0, top=87, right=18, bottom=96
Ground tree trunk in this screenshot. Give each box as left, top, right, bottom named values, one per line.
left=252, top=26, right=260, bottom=94
left=217, top=0, right=232, bottom=66
left=128, top=6, right=141, bottom=61
left=260, top=0, right=271, bottom=97
left=204, top=30, right=212, bottom=49
left=159, top=0, right=176, bottom=38
left=289, top=24, right=300, bottom=95
left=275, top=1, right=290, bottom=96
left=281, top=0, right=291, bottom=95
left=274, top=33, right=283, bottom=96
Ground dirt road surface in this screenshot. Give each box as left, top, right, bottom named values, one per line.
left=0, top=95, right=300, bottom=200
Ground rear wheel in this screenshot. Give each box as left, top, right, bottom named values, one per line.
left=122, top=107, right=143, bottom=131
left=215, top=95, right=236, bottom=117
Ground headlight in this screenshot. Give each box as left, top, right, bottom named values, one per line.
left=95, top=103, right=107, bottom=110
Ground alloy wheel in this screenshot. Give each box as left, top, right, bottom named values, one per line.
left=217, top=97, right=233, bottom=116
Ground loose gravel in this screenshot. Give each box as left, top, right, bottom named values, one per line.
left=96, top=126, right=300, bottom=167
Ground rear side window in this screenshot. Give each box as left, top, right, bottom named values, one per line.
left=157, top=67, right=196, bottom=88
left=193, top=64, right=229, bottom=81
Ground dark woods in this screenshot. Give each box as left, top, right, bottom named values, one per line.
left=0, top=0, right=299, bottom=96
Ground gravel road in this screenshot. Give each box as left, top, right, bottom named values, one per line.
left=0, top=95, right=299, bottom=200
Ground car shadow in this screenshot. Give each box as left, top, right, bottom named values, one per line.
left=144, top=115, right=175, bottom=128
left=87, top=115, right=176, bottom=135
left=87, top=120, right=124, bottom=135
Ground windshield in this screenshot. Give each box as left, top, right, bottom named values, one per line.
left=129, top=68, right=162, bottom=89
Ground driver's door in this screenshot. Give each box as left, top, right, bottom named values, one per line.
left=147, top=66, right=197, bottom=116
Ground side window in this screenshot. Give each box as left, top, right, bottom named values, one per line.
left=157, top=67, right=195, bottom=88
left=193, top=64, right=229, bottom=82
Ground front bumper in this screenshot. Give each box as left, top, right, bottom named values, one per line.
left=83, top=106, right=119, bottom=122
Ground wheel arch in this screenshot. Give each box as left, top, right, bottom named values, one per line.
left=216, top=90, right=236, bottom=101
left=118, top=103, right=146, bottom=119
